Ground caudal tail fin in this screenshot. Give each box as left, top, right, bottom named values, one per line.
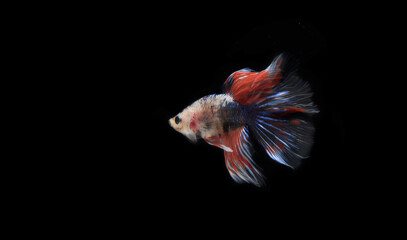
left=224, top=53, right=318, bottom=170
left=251, top=56, right=318, bottom=168
left=250, top=55, right=319, bottom=168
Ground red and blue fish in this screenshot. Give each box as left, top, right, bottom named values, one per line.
left=169, top=54, right=318, bottom=187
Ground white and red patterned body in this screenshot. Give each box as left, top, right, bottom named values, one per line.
left=169, top=94, right=246, bottom=151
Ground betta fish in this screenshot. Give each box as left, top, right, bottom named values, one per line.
left=169, top=54, right=318, bottom=187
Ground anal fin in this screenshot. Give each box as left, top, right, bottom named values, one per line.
left=222, top=126, right=264, bottom=187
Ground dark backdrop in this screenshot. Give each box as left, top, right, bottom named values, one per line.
left=135, top=18, right=359, bottom=199
left=63, top=7, right=389, bottom=231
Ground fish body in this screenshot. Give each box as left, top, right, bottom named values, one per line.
left=169, top=54, right=318, bottom=186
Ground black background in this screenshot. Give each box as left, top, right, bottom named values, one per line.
left=55, top=6, right=397, bottom=231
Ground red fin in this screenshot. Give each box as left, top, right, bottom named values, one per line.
left=221, top=126, right=264, bottom=187
left=269, top=107, right=306, bottom=118
left=224, top=54, right=284, bottom=105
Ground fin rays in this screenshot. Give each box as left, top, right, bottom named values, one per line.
left=223, top=126, right=264, bottom=187
left=220, top=53, right=318, bottom=185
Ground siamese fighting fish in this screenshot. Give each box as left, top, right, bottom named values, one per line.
left=169, top=54, right=318, bottom=187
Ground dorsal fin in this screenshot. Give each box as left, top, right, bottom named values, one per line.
left=223, top=54, right=284, bottom=105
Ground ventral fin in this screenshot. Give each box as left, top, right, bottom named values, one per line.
left=204, top=136, right=233, bottom=152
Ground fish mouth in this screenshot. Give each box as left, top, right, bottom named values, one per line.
left=168, top=118, right=175, bottom=129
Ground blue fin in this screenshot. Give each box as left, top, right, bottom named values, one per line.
left=248, top=55, right=318, bottom=168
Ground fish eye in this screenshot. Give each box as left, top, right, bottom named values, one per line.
left=175, top=116, right=182, bottom=124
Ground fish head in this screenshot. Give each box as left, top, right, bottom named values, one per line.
left=169, top=108, right=198, bottom=142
